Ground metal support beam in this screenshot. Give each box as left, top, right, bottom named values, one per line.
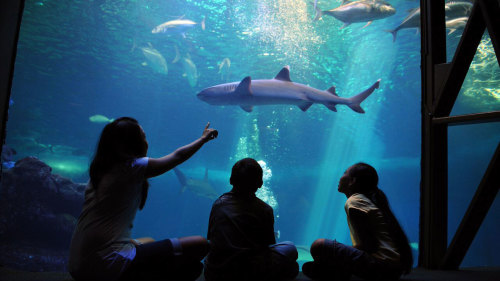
left=0, top=0, right=25, bottom=172
left=433, top=111, right=500, bottom=126
left=433, top=0, right=486, bottom=117
left=420, top=0, right=448, bottom=269
left=441, top=142, right=500, bottom=269
left=479, top=0, right=500, bottom=66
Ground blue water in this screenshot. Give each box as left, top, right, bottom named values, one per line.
left=5, top=0, right=500, bottom=268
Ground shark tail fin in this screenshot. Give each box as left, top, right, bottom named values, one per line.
left=201, top=17, right=206, bottom=30
left=173, top=168, right=187, bottom=187
left=310, top=1, right=323, bottom=21
left=385, top=29, right=397, bottom=42
left=347, top=79, right=381, bottom=114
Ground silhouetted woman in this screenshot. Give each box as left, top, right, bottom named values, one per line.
left=68, top=117, right=218, bottom=281
left=303, top=163, right=412, bottom=281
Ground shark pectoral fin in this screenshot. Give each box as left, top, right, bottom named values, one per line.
left=326, top=86, right=338, bottom=96
left=448, top=29, right=456, bottom=35
left=298, top=102, right=314, bottom=112
left=235, top=76, right=252, bottom=95
left=324, top=104, right=338, bottom=112
left=274, top=66, right=292, bottom=82
left=240, top=105, right=253, bottom=112
left=362, top=21, right=373, bottom=28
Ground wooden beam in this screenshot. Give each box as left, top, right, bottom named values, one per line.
left=433, top=0, right=486, bottom=117
left=441, top=142, right=500, bottom=269
left=433, top=111, right=500, bottom=126
left=420, top=0, right=448, bottom=269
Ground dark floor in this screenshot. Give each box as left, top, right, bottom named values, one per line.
left=1, top=267, right=500, bottom=281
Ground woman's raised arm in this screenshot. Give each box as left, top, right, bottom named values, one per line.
left=145, top=122, right=218, bottom=178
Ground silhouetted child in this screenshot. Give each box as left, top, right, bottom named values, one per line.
left=303, top=163, right=413, bottom=281
left=68, top=117, right=218, bottom=281
left=204, top=158, right=299, bottom=281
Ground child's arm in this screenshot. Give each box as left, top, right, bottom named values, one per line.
left=145, top=122, right=218, bottom=178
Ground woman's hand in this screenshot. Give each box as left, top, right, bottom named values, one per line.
left=201, top=122, right=218, bottom=143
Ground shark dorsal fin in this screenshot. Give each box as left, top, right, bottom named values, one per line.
left=274, top=66, right=292, bottom=82
left=326, top=86, right=338, bottom=96
left=204, top=168, right=208, bottom=181
left=235, top=76, right=252, bottom=95
left=240, top=105, right=253, bottom=112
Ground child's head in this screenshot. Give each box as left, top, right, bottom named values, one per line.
left=230, top=158, right=263, bottom=193
left=338, top=162, right=378, bottom=196
left=90, top=117, right=148, bottom=188
left=98, top=117, right=148, bottom=161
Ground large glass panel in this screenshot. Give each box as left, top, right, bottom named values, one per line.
left=445, top=0, right=474, bottom=63
left=2, top=0, right=422, bottom=273
left=448, top=123, right=500, bottom=267
left=451, top=34, right=500, bottom=115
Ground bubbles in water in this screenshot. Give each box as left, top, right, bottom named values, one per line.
left=256, top=160, right=278, bottom=210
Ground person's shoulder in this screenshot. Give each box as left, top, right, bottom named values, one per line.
left=213, top=192, right=232, bottom=205
left=346, top=193, right=376, bottom=212
left=254, top=196, right=273, bottom=211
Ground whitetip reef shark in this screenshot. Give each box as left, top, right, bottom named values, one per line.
left=197, top=66, right=381, bottom=113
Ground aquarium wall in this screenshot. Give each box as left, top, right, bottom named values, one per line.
left=0, top=0, right=498, bottom=272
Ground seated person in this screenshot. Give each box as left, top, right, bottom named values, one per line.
left=68, top=118, right=218, bottom=281
left=303, top=163, right=413, bottom=281
left=204, top=158, right=299, bottom=281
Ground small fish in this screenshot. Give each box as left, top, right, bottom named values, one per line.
left=218, top=58, right=231, bottom=80
left=152, top=17, right=206, bottom=37
left=182, top=57, right=198, bottom=87
left=141, top=43, right=168, bottom=75
left=89, top=114, right=114, bottom=123
left=386, top=7, right=420, bottom=42
left=312, top=0, right=396, bottom=29
left=446, top=16, right=468, bottom=35
left=172, top=45, right=181, bottom=63
left=387, top=1, right=472, bottom=42
left=445, top=1, right=473, bottom=20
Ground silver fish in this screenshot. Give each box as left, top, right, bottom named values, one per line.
left=312, top=0, right=396, bottom=29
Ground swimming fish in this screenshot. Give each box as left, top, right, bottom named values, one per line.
left=446, top=16, right=468, bottom=35
left=444, top=1, right=473, bottom=20
left=152, top=17, right=206, bottom=37
left=141, top=43, right=168, bottom=75
left=197, top=66, right=381, bottom=113
left=174, top=168, right=219, bottom=200
left=387, top=1, right=472, bottom=42
left=385, top=7, right=420, bottom=42
left=218, top=58, right=231, bottom=80
left=182, top=56, right=198, bottom=87
left=89, top=114, right=114, bottom=123
left=172, top=45, right=181, bottom=63
left=312, top=0, right=396, bottom=29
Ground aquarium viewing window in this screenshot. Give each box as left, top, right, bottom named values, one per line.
left=0, top=0, right=498, bottom=274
